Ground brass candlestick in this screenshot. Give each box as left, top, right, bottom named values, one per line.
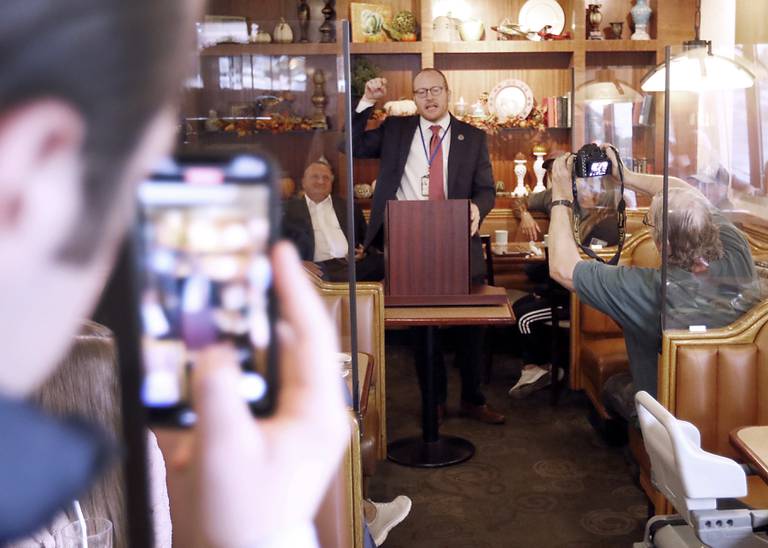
left=311, top=70, right=328, bottom=130
left=319, top=0, right=336, bottom=43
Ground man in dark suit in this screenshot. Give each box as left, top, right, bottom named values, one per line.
left=352, top=69, right=504, bottom=424
left=283, top=160, right=384, bottom=282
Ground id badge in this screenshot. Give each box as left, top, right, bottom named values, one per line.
left=421, top=175, right=430, bottom=197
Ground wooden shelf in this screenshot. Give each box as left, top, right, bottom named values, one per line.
left=199, top=39, right=660, bottom=58
left=433, top=40, right=576, bottom=54
left=200, top=43, right=340, bottom=56
left=582, top=39, right=659, bottom=52
left=497, top=126, right=571, bottom=132
left=350, top=42, right=423, bottom=55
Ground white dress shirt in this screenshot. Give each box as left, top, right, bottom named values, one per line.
left=356, top=98, right=450, bottom=200
left=305, top=194, right=348, bottom=261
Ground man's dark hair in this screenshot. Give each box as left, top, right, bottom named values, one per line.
left=0, top=0, right=194, bottom=263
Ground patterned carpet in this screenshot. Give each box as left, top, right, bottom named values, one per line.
left=367, top=336, right=649, bottom=548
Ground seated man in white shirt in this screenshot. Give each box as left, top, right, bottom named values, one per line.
left=283, top=160, right=384, bottom=282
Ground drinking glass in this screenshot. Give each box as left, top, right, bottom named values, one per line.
left=58, top=518, right=113, bottom=548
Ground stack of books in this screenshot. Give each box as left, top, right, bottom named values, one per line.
left=542, top=95, right=571, bottom=128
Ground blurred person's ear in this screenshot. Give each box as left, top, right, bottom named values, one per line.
left=0, top=100, right=90, bottom=396
left=0, top=103, right=176, bottom=397
left=0, top=100, right=84, bottom=247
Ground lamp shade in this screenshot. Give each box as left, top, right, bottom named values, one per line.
left=641, top=47, right=755, bottom=92
left=580, top=79, right=643, bottom=104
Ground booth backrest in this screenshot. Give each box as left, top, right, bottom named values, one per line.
left=480, top=208, right=550, bottom=242
left=571, top=230, right=659, bottom=379
left=659, top=300, right=768, bottom=460
left=579, top=303, right=623, bottom=336
left=306, top=271, right=387, bottom=460
left=315, top=415, right=364, bottom=548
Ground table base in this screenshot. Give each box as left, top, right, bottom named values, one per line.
left=387, top=435, right=475, bottom=468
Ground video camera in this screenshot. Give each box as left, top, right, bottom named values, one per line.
left=570, top=143, right=626, bottom=265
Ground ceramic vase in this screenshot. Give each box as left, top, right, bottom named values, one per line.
left=631, top=0, right=652, bottom=40
left=587, top=4, right=603, bottom=40
left=512, top=159, right=529, bottom=197
left=532, top=152, right=546, bottom=193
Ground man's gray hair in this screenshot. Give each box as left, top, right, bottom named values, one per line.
left=649, top=187, right=724, bottom=270
left=303, top=159, right=334, bottom=179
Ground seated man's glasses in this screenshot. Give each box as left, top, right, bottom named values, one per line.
left=414, top=86, right=445, bottom=99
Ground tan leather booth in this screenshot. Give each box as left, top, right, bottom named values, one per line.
left=642, top=299, right=768, bottom=513
left=306, top=272, right=387, bottom=548
left=570, top=228, right=660, bottom=417
left=306, top=271, right=387, bottom=464
left=315, top=415, right=365, bottom=548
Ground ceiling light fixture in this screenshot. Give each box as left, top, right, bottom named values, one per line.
left=579, top=68, right=643, bottom=104
left=640, top=0, right=755, bottom=92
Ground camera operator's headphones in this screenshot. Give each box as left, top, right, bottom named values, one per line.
left=570, top=144, right=627, bottom=266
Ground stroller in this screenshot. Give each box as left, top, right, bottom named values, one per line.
left=633, top=391, right=768, bottom=547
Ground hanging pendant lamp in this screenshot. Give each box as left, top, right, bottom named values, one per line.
left=579, top=67, right=643, bottom=104
left=640, top=0, right=755, bottom=92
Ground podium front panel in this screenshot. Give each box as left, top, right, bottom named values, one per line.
left=385, top=199, right=470, bottom=298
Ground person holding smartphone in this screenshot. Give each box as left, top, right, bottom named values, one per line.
left=0, top=1, right=348, bottom=547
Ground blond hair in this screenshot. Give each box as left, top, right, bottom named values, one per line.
left=33, top=321, right=126, bottom=548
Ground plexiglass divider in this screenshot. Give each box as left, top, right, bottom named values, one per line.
left=181, top=19, right=363, bottom=415
left=661, top=42, right=767, bottom=333
left=340, top=20, right=361, bottom=417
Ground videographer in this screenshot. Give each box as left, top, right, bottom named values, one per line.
left=547, top=146, right=761, bottom=409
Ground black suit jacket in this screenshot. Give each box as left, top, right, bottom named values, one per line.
left=352, top=106, right=495, bottom=280
left=282, top=195, right=367, bottom=261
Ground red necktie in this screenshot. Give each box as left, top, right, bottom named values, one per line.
left=429, top=125, right=445, bottom=200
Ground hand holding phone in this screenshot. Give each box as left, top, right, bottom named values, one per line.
left=136, top=153, right=279, bottom=423
left=182, top=243, right=349, bottom=546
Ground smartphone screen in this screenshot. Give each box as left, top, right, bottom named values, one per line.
left=135, top=153, right=278, bottom=424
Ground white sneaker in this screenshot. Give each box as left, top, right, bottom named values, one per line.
left=508, top=365, right=548, bottom=397
left=509, top=366, right=565, bottom=399
left=368, top=495, right=412, bottom=546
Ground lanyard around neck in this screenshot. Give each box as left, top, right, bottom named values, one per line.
left=418, top=121, right=451, bottom=170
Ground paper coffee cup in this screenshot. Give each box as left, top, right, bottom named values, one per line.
left=494, top=229, right=508, bottom=246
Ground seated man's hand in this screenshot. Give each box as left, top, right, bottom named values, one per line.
left=551, top=154, right=575, bottom=202
left=470, top=202, right=481, bottom=236
left=364, top=77, right=387, bottom=102
left=519, top=211, right=542, bottom=241
left=190, top=242, right=349, bottom=547
left=354, top=244, right=367, bottom=261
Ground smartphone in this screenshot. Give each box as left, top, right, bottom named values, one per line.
left=134, top=152, right=279, bottom=425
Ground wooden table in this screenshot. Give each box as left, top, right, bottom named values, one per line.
left=482, top=237, right=546, bottom=288
left=491, top=241, right=547, bottom=262
left=730, top=426, right=768, bottom=483
left=384, top=295, right=515, bottom=468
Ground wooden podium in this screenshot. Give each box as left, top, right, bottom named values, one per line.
left=385, top=199, right=505, bottom=306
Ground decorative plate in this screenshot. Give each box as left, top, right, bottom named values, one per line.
left=518, top=0, right=565, bottom=35
left=488, top=79, right=535, bottom=120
